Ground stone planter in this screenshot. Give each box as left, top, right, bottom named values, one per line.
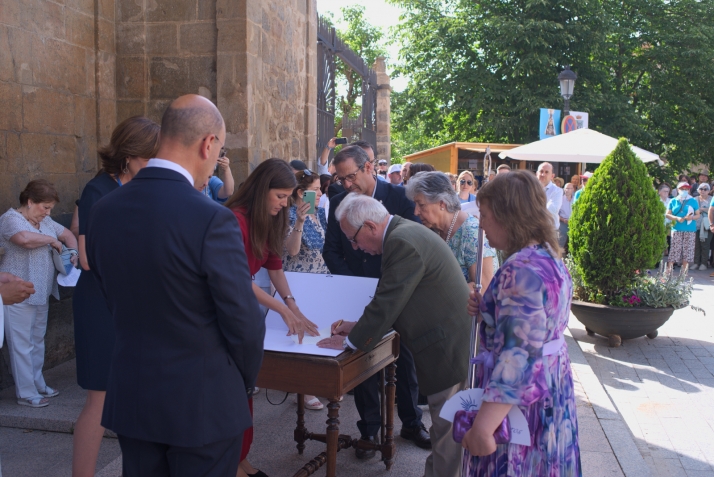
left=571, top=300, right=675, bottom=347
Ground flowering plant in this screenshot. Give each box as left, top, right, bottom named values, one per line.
left=566, top=256, right=695, bottom=309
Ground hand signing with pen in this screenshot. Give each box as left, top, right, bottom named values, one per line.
left=317, top=320, right=356, bottom=350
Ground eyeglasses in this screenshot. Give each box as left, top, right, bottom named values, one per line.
left=336, top=164, right=365, bottom=184
left=347, top=223, right=365, bottom=245
left=460, top=180, right=473, bottom=186
left=212, top=136, right=227, bottom=159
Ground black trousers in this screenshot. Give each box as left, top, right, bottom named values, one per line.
left=354, top=341, right=423, bottom=437
left=118, top=433, right=243, bottom=477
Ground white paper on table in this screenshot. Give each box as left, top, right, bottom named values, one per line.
left=57, top=267, right=81, bottom=287
left=289, top=328, right=331, bottom=345
left=264, top=272, right=379, bottom=357
left=440, top=388, right=531, bottom=446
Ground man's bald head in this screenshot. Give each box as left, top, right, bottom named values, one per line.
left=536, top=162, right=554, bottom=187
left=160, top=94, right=224, bottom=147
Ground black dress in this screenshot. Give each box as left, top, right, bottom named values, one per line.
left=73, top=173, right=119, bottom=390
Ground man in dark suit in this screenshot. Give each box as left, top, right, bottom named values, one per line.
left=87, top=95, right=264, bottom=476
left=322, top=146, right=430, bottom=458
left=318, top=194, right=470, bottom=477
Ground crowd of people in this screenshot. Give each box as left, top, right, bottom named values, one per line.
left=0, top=93, right=636, bottom=477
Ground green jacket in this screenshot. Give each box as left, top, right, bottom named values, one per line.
left=347, top=216, right=471, bottom=396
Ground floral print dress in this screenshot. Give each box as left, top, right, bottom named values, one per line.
left=447, top=215, right=498, bottom=282
left=464, top=245, right=581, bottom=477
left=283, top=206, right=330, bottom=274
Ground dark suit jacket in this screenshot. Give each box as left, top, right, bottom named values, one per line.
left=347, top=217, right=471, bottom=396
left=327, top=182, right=345, bottom=200
left=86, top=166, right=264, bottom=447
left=323, top=179, right=419, bottom=278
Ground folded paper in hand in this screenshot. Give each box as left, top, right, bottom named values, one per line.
left=440, top=388, right=531, bottom=446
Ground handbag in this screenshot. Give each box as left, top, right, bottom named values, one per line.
left=51, top=244, right=78, bottom=276
left=453, top=409, right=511, bottom=444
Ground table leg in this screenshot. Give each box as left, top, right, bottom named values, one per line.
left=325, top=400, right=340, bottom=477
left=383, top=362, right=397, bottom=470
left=295, top=393, right=306, bottom=455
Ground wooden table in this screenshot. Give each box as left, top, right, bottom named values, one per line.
left=256, top=332, right=400, bottom=477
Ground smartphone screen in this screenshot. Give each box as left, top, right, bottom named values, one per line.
left=335, top=137, right=348, bottom=145
left=303, top=191, right=316, bottom=214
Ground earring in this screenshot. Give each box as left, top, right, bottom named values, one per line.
left=441, top=207, right=444, bottom=210
left=122, top=159, right=129, bottom=174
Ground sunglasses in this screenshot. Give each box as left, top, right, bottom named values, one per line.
left=302, top=169, right=313, bottom=176
left=460, top=180, right=473, bottom=186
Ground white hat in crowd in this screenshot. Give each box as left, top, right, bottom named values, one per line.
left=388, top=164, right=402, bottom=174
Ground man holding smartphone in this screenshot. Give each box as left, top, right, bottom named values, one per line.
left=317, top=137, right=347, bottom=175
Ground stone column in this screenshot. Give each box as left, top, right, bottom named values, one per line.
left=373, top=56, right=391, bottom=163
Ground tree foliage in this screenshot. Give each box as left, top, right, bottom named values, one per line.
left=569, top=139, right=666, bottom=302
left=329, top=6, right=388, bottom=137
left=388, top=0, right=714, bottom=170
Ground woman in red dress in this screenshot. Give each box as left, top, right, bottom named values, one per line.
left=225, top=158, right=319, bottom=477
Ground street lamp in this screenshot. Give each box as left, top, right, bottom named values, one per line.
left=558, top=66, right=577, bottom=115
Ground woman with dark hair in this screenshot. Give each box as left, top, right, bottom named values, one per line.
left=463, top=171, right=580, bottom=476
left=0, top=180, right=78, bottom=408
left=405, top=162, right=435, bottom=182
left=225, top=158, right=319, bottom=477
left=71, top=116, right=160, bottom=477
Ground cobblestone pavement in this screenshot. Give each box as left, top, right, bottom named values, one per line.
left=569, top=267, right=714, bottom=477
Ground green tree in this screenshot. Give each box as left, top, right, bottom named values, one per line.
left=388, top=0, right=714, bottom=171
left=331, top=6, right=388, bottom=137
left=569, top=139, right=666, bottom=301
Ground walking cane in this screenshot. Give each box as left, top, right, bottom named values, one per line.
left=462, top=149, right=493, bottom=474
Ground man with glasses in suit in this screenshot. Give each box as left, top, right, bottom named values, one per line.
left=323, top=146, right=431, bottom=459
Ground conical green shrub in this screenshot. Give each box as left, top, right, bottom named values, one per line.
left=569, top=138, right=666, bottom=301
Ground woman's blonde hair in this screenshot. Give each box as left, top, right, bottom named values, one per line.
left=477, top=170, right=561, bottom=259
left=457, top=170, right=476, bottom=194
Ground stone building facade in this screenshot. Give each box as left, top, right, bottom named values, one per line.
left=0, top=0, right=321, bottom=387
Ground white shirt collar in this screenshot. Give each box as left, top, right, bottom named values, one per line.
left=382, top=215, right=394, bottom=250
left=146, top=158, right=194, bottom=185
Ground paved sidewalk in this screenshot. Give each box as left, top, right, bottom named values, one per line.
left=569, top=267, right=714, bottom=477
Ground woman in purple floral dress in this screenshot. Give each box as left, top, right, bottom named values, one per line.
left=463, top=171, right=581, bottom=477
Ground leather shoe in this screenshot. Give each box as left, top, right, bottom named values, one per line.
left=400, top=425, right=431, bottom=449
left=355, top=436, right=377, bottom=460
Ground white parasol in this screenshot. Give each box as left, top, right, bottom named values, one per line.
left=498, top=128, right=662, bottom=165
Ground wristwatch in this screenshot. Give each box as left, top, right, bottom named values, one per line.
left=342, top=339, right=351, bottom=350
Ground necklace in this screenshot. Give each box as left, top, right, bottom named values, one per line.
left=445, top=211, right=459, bottom=242
left=18, top=207, right=40, bottom=228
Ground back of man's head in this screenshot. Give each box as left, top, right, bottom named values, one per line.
left=160, top=95, right=224, bottom=147
left=350, top=140, right=374, bottom=154
left=333, top=145, right=370, bottom=168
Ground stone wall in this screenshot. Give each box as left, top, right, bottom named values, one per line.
left=218, top=0, right=317, bottom=179
left=0, top=0, right=116, bottom=218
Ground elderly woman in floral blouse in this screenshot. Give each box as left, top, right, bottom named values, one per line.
left=405, top=171, right=495, bottom=289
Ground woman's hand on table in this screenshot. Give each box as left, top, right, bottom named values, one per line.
left=280, top=305, right=319, bottom=344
